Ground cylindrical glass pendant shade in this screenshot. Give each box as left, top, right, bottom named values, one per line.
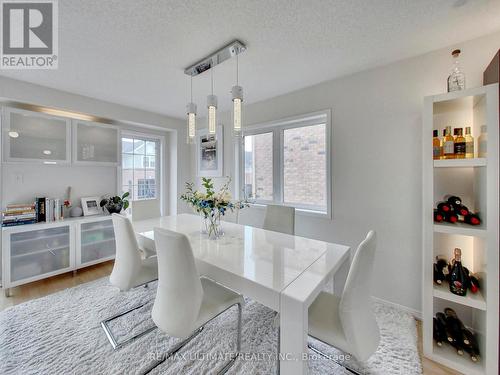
left=186, top=102, right=197, bottom=144
left=207, top=94, right=217, bottom=135
left=231, top=85, right=243, bottom=137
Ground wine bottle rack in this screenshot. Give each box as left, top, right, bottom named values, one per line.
left=423, top=84, right=499, bottom=375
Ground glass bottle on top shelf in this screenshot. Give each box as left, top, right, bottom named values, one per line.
left=478, top=125, right=487, bottom=158
left=447, top=49, right=466, bottom=92
left=464, top=126, right=474, bottom=159
left=443, top=126, right=455, bottom=159
left=454, top=128, right=465, bottom=159
left=433, top=130, right=442, bottom=160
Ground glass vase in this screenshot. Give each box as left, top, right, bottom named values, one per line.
left=201, top=211, right=223, bottom=239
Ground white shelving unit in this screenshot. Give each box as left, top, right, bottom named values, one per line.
left=423, top=84, right=499, bottom=375
left=1, top=215, right=115, bottom=295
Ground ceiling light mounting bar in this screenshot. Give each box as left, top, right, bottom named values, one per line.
left=184, top=40, right=246, bottom=77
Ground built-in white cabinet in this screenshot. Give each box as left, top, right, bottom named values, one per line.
left=72, top=120, right=120, bottom=166
left=2, top=222, right=74, bottom=288
left=1, top=215, right=116, bottom=294
left=76, top=217, right=115, bottom=267
left=2, top=107, right=71, bottom=164
left=1, top=107, right=121, bottom=166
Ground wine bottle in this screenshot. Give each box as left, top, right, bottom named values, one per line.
left=434, top=209, right=444, bottom=222
left=455, top=204, right=469, bottom=217
left=433, top=257, right=447, bottom=284
left=449, top=248, right=467, bottom=296
left=437, top=202, right=452, bottom=213
left=464, top=213, right=481, bottom=226
left=462, top=330, right=480, bottom=362
left=444, top=308, right=470, bottom=345
left=436, top=312, right=453, bottom=343
left=445, top=195, right=462, bottom=206
left=469, top=274, right=480, bottom=293
left=443, top=212, right=458, bottom=224
left=433, top=318, right=444, bottom=347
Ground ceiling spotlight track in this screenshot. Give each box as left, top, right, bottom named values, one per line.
left=184, top=40, right=246, bottom=77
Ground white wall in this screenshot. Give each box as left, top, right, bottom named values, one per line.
left=191, top=30, right=500, bottom=314
left=0, top=76, right=191, bottom=215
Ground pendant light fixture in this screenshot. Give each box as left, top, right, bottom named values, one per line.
left=183, top=40, right=246, bottom=139
left=207, top=64, right=217, bottom=135
left=231, top=53, right=243, bottom=138
left=186, top=76, right=197, bottom=144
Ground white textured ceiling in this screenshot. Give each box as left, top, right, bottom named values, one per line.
left=1, top=0, right=500, bottom=119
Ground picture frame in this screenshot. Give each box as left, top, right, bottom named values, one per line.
left=196, top=125, right=223, bottom=177
left=81, top=196, right=102, bottom=216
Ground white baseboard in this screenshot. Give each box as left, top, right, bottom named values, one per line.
left=372, top=296, right=422, bottom=321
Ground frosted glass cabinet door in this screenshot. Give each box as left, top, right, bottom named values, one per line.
left=79, top=219, right=116, bottom=265
left=2, top=108, right=71, bottom=163
left=9, top=225, right=72, bottom=284
left=73, top=121, right=119, bottom=165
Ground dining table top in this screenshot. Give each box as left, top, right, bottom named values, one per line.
left=134, top=213, right=350, bottom=295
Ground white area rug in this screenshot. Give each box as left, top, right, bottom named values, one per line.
left=0, top=277, right=422, bottom=374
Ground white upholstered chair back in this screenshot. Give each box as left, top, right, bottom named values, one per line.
left=110, top=214, right=143, bottom=291
left=131, top=199, right=161, bottom=221
left=151, top=228, right=204, bottom=338
left=339, top=230, right=380, bottom=361
left=262, top=205, right=295, bottom=235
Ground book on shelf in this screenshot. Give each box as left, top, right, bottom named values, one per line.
left=2, top=198, right=64, bottom=227
left=2, top=202, right=38, bottom=227
left=2, top=220, right=37, bottom=227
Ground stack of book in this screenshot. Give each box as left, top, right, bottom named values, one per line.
left=35, top=197, right=63, bottom=223
left=2, top=204, right=37, bottom=227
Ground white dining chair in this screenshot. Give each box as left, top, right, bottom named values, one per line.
left=262, top=204, right=295, bottom=235
left=131, top=199, right=161, bottom=257
left=141, top=227, right=244, bottom=375
left=100, top=214, right=158, bottom=350
left=307, top=230, right=380, bottom=374
left=131, top=199, right=161, bottom=221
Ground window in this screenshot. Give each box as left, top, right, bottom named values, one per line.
left=244, top=132, right=273, bottom=200
left=121, top=135, right=160, bottom=200
left=240, top=111, right=330, bottom=215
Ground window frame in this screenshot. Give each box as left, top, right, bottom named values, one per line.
left=239, top=109, right=332, bottom=218
left=119, top=131, right=162, bottom=203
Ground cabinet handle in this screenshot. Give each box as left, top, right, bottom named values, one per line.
left=44, top=243, right=56, bottom=255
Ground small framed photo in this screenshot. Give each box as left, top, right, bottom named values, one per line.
left=197, top=125, right=223, bottom=177
left=81, top=197, right=101, bottom=216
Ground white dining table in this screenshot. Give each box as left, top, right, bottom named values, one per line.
left=133, top=213, right=350, bottom=375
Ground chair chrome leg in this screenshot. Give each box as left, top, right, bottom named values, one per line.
left=308, top=344, right=362, bottom=375
left=101, top=302, right=156, bottom=350
left=141, top=301, right=243, bottom=375
left=140, top=327, right=204, bottom=375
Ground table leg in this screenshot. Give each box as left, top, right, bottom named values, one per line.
left=279, top=294, right=308, bottom=375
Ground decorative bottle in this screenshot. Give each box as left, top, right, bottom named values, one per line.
left=447, top=49, right=466, bottom=92
left=465, top=126, right=474, bottom=158
left=443, top=126, right=455, bottom=159
left=433, top=130, right=441, bottom=160
left=478, top=125, right=487, bottom=158
left=449, top=248, right=467, bottom=296
left=454, top=128, right=466, bottom=159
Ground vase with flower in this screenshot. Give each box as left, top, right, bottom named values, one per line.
left=180, top=177, right=248, bottom=239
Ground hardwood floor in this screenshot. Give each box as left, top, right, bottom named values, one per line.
left=0, top=261, right=460, bottom=375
